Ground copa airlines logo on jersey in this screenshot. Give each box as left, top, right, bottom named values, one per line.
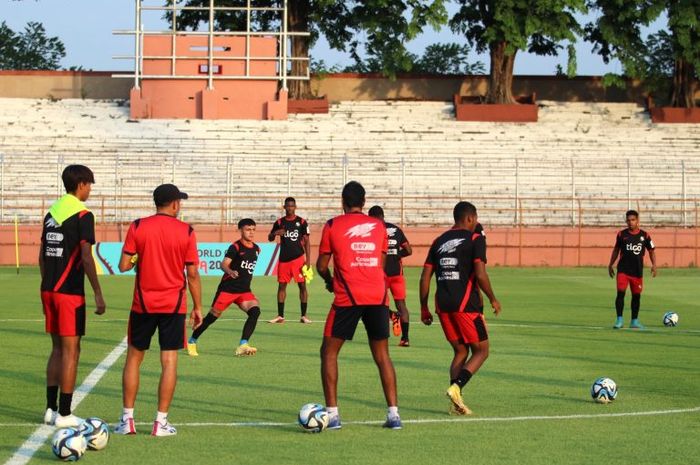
left=626, top=243, right=643, bottom=255
left=437, top=238, right=465, bottom=254
left=345, top=223, right=376, bottom=238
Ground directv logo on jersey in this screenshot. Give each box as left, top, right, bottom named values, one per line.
left=46, top=232, right=64, bottom=242
left=345, top=223, right=376, bottom=238
left=626, top=243, right=643, bottom=255
left=241, top=260, right=257, bottom=273
left=439, top=257, right=458, bottom=267
left=437, top=238, right=465, bottom=254
left=351, top=242, right=376, bottom=252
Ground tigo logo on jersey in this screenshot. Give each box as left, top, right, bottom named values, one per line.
left=240, top=260, right=257, bottom=273
left=46, top=232, right=64, bottom=242
left=626, top=243, right=643, bottom=255
left=345, top=223, right=376, bottom=238
left=285, top=230, right=300, bottom=241
left=437, top=238, right=465, bottom=254
left=351, top=242, right=376, bottom=252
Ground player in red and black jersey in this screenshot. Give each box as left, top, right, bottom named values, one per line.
left=267, top=197, right=312, bottom=324
left=317, top=181, right=402, bottom=430
left=368, top=206, right=413, bottom=346
left=608, top=210, right=657, bottom=330
left=40, top=165, right=106, bottom=428
left=419, top=201, right=501, bottom=415
left=115, top=184, right=203, bottom=437
left=188, top=218, right=262, bottom=357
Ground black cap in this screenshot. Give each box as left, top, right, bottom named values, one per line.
left=153, top=184, right=188, bottom=206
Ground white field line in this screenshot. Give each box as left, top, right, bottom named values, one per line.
left=4, top=337, right=128, bottom=465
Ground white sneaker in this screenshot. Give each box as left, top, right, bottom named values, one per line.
left=300, top=316, right=313, bottom=324
left=43, top=408, right=57, bottom=426
left=54, top=414, right=84, bottom=428
left=151, top=419, right=177, bottom=437
left=113, top=416, right=136, bottom=435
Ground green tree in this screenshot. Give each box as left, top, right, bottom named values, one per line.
left=344, top=42, right=485, bottom=74
left=449, top=0, right=586, bottom=104
left=0, top=21, right=65, bottom=70
left=166, top=0, right=447, bottom=98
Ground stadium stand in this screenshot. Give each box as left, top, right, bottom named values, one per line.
left=1, top=98, right=699, bottom=227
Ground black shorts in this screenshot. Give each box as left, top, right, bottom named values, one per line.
left=323, top=305, right=390, bottom=341
left=128, top=312, right=186, bottom=351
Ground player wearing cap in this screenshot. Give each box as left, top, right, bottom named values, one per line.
left=114, top=184, right=202, bottom=437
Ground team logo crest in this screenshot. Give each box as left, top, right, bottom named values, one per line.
left=437, top=238, right=465, bottom=254
left=345, top=223, right=376, bottom=238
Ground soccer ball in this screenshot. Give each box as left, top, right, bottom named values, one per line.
left=663, top=312, right=679, bottom=327
left=591, top=377, right=618, bottom=404
left=298, top=403, right=329, bottom=433
left=78, top=417, right=110, bottom=451
left=51, top=427, right=87, bottom=461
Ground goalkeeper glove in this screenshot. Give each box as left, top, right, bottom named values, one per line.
left=130, top=254, right=139, bottom=265
left=301, top=264, right=314, bottom=284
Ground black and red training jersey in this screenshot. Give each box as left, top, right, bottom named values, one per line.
left=424, top=227, right=487, bottom=313
left=40, top=206, right=95, bottom=295
left=270, top=216, right=309, bottom=263
left=385, top=222, right=408, bottom=277
left=615, top=228, right=655, bottom=278
left=217, top=240, right=260, bottom=293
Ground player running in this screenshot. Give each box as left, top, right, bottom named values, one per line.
left=317, top=181, right=402, bottom=430
left=187, top=218, right=262, bottom=356
left=368, top=206, right=412, bottom=346
left=267, top=197, right=312, bottom=324
left=607, top=210, right=657, bottom=329
left=40, top=165, right=106, bottom=428
left=419, top=201, right=501, bottom=415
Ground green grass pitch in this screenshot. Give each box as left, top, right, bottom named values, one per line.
left=0, top=266, right=698, bottom=464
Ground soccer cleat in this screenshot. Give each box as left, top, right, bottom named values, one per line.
left=54, top=414, right=84, bottom=428
left=390, top=311, right=401, bottom=337
left=326, top=415, right=342, bottom=430
left=235, top=343, right=257, bottom=356
left=186, top=342, right=199, bottom=357
left=267, top=316, right=285, bottom=324
left=630, top=319, right=645, bottom=330
left=113, top=417, right=137, bottom=435
left=382, top=415, right=403, bottom=430
left=613, top=317, right=624, bottom=329
left=43, top=408, right=57, bottom=426
left=446, top=384, right=472, bottom=415
left=151, top=419, right=177, bottom=437
left=398, top=339, right=410, bottom=347
left=299, top=316, right=313, bottom=324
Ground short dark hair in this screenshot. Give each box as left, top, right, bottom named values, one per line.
left=62, top=165, right=94, bottom=193
left=453, top=201, right=477, bottom=223
left=368, top=205, right=384, bottom=219
left=342, top=181, right=365, bottom=209
left=238, top=218, right=256, bottom=229
left=284, top=197, right=296, bottom=205
left=626, top=210, right=639, bottom=219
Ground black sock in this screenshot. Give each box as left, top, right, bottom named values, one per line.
left=615, top=291, right=625, bottom=317
left=277, top=302, right=285, bottom=318
left=451, top=369, right=473, bottom=388
left=191, top=312, right=219, bottom=340
left=400, top=321, right=409, bottom=340
left=46, top=385, right=58, bottom=411
left=242, top=307, right=261, bottom=341
left=631, top=294, right=641, bottom=320
left=58, top=392, right=73, bottom=416
left=301, top=302, right=308, bottom=317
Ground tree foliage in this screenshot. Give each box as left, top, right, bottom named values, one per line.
left=0, top=21, right=65, bottom=70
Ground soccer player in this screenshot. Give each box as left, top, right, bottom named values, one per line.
left=187, top=218, right=262, bottom=357
left=368, top=206, right=413, bottom=346
left=419, top=201, right=501, bottom=415
left=115, top=184, right=203, bottom=437
left=267, top=197, right=312, bottom=323
left=317, top=181, right=402, bottom=430
left=40, top=164, right=106, bottom=428
left=608, top=210, right=657, bottom=329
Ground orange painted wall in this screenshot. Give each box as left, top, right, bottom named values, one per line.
left=4, top=225, right=698, bottom=269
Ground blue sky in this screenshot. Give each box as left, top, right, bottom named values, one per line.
left=1, top=0, right=666, bottom=75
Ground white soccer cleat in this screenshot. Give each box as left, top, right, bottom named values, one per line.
left=299, top=316, right=313, bottom=324
left=43, top=408, right=57, bottom=426
left=267, top=316, right=285, bottom=324
left=113, top=416, right=136, bottom=435
left=151, top=419, right=177, bottom=437
left=54, top=413, right=84, bottom=428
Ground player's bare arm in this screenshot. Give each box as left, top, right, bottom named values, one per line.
left=316, top=253, right=333, bottom=292
left=303, top=234, right=311, bottom=265
left=474, top=261, right=501, bottom=316
left=608, top=246, right=620, bottom=278
left=186, top=263, right=203, bottom=329
left=268, top=226, right=285, bottom=241
left=419, top=266, right=433, bottom=325
left=220, top=257, right=239, bottom=279
left=649, top=248, right=657, bottom=277
left=38, top=246, right=44, bottom=281
left=82, top=242, right=105, bottom=315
